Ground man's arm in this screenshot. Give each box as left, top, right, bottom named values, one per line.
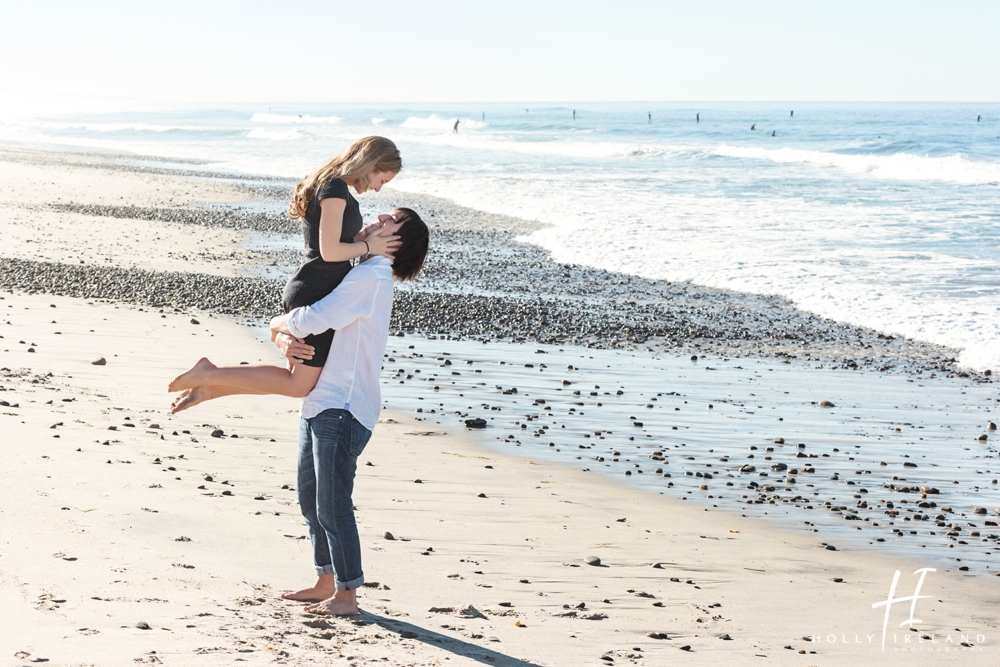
left=270, top=265, right=378, bottom=340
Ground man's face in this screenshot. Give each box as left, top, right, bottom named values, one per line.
left=377, top=211, right=407, bottom=236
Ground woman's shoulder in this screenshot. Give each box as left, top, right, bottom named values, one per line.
left=316, top=177, right=351, bottom=202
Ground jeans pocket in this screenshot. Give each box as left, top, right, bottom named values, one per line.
left=348, top=425, right=372, bottom=458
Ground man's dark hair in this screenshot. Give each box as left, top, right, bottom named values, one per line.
left=391, top=207, right=429, bottom=281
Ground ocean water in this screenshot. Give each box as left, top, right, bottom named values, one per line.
left=4, top=102, right=999, bottom=368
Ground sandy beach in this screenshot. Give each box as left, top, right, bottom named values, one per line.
left=1, top=144, right=998, bottom=666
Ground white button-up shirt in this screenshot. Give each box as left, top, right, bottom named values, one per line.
left=286, top=256, right=393, bottom=431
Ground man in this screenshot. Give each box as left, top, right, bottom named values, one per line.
left=271, top=209, right=429, bottom=616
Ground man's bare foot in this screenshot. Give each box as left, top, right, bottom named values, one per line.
left=170, top=386, right=212, bottom=414
left=304, top=595, right=359, bottom=617
left=168, top=357, right=216, bottom=393
left=281, top=584, right=336, bottom=602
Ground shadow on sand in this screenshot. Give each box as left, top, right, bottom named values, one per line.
left=354, top=610, right=544, bottom=666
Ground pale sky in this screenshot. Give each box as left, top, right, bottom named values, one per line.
left=1, top=0, right=998, bottom=111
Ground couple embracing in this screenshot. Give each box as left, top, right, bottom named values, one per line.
left=168, top=136, right=430, bottom=616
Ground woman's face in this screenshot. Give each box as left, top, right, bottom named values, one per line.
left=358, top=170, right=396, bottom=194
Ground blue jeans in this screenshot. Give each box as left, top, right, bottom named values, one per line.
left=297, top=408, right=371, bottom=590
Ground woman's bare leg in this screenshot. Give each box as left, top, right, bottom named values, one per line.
left=168, top=357, right=321, bottom=398
left=171, top=384, right=260, bottom=413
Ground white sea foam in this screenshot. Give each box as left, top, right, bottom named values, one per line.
left=715, top=145, right=1000, bottom=185
left=246, top=128, right=303, bottom=141
left=399, top=131, right=667, bottom=160
left=392, top=173, right=1000, bottom=371
left=250, top=113, right=344, bottom=125
left=371, top=117, right=387, bottom=124
left=35, top=121, right=207, bottom=133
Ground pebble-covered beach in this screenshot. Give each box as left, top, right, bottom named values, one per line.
left=2, top=144, right=997, bottom=666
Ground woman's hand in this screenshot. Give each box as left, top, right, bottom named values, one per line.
left=354, top=219, right=385, bottom=242
left=274, top=333, right=315, bottom=364
left=366, top=228, right=401, bottom=258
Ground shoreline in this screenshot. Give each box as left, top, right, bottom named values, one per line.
left=1, top=142, right=998, bottom=664
left=0, top=142, right=981, bottom=380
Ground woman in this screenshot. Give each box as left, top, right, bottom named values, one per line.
left=168, top=136, right=402, bottom=411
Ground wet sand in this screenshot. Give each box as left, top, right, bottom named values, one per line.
left=378, top=336, right=1000, bottom=572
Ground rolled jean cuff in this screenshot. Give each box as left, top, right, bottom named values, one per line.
left=315, top=564, right=335, bottom=577
left=336, top=572, right=365, bottom=591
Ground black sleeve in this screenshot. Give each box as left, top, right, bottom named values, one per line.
left=316, top=177, right=350, bottom=202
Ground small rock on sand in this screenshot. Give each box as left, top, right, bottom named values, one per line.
left=190, top=318, right=200, bottom=325
left=465, top=418, right=487, bottom=428
left=647, top=632, right=669, bottom=639
left=585, top=556, right=601, bottom=566
left=136, top=621, right=151, bottom=630
left=819, top=400, right=836, bottom=408
left=91, top=357, right=107, bottom=365
left=384, top=531, right=395, bottom=540
left=458, top=605, right=487, bottom=619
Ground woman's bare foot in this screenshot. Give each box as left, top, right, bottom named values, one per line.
left=303, top=589, right=358, bottom=616
left=170, top=386, right=213, bottom=414
left=168, top=357, right=216, bottom=393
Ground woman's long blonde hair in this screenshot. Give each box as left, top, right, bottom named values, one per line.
left=288, top=136, right=401, bottom=219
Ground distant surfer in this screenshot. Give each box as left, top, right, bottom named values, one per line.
left=790, top=110, right=794, bottom=117
left=771, top=130, right=776, bottom=136
left=978, top=115, right=982, bottom=122
left=751, top=124, right=756, bottom=131
left=648, top=112, right=651, bottom=124
left=453, top=120, right=459, bottom=134
left=573, top=110, right=576, bottom=120
left=696, top=113, right=700, bottom=123
left=482, top=112, right=485, bottom=121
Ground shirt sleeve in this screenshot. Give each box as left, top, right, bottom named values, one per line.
left=316, top=177, right=349, bottom=202
left=287, top=265, right=377, bottom=337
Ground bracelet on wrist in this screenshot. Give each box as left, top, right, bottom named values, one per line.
left=362, top=240, right=370, bottom=255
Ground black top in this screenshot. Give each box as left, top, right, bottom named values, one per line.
left=282, top=177, right=363, bottom=312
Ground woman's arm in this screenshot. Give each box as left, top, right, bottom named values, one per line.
left=319, top=199, right=402, bottom=261
left=318, top=198, right=369, bottom=262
